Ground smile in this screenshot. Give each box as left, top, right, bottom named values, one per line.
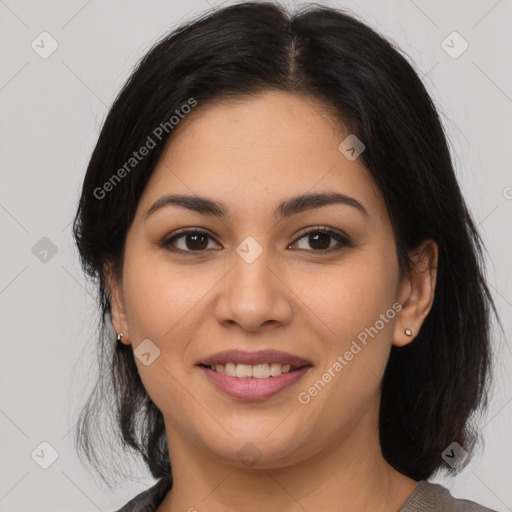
left=202, top=362, right=303, bottom=378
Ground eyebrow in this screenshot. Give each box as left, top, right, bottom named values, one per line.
left=144, top=191, right=369, bottom=221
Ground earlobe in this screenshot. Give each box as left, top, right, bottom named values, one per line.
left=116, top=332, right=130, bottom=346
left=392, top=239, right=438, bottom=347
left=103, top=262, right=131, bottom=345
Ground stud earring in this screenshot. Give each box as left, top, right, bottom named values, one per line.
left=116, top=332, right=129, bottom=344
left=404, top=328, right=413, bottom=337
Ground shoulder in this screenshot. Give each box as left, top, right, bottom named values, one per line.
left=399, top=480, right=499, bottom=512
left=113, top=477, right=172, bottom=512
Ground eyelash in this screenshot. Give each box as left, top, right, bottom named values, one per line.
left=161, top=226, right=352, bottom=255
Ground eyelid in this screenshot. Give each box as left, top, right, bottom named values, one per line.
left=162, top=225, right=352, bottom=254
left=293, top=225, right=350, bottom=242
left=288, top=225, right=352, bottom=252
left=162, top=228, right=220, bottom=251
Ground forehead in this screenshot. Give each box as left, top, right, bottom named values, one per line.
left=137, top=91, right=387, bottom=223
left=164, top=91, right=348, bottom=162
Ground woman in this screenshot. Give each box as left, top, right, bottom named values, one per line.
left=72, top=2, right=502, bottom=511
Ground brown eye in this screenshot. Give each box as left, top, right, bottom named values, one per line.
left=183, top=232, right=209, bottom=250
left=306, top=232, right=331, bottom=251
left=163, top=230, right=220, bottom=252
left=289, top=227, right=351, bottom=254
left=162, top=226, right=351, bottom=256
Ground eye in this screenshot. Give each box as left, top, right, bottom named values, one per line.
left=162, top=229, right=221, bottom=253
left=162, top=226, right=352, bottom=255
left=288, top=226, right=352, bottom=254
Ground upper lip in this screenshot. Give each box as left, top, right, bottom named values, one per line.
left=197, top=349, right=312, bottom=368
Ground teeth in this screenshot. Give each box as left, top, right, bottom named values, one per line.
left=209, top=362, right=293, bottom=378
left=225, top=362, right=236, bottom=377
left=236, top=363, right=253, bottom=378
left=253, top=363, right=271, bottom=379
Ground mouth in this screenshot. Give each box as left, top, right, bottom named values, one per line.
left=196, top=349, right=313, bottom=400
left=198, top=362, right=310, bottom=378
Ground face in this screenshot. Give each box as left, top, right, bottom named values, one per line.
left=107, top=91, right=436, bottom=469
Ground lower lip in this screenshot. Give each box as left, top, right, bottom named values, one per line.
left=199, top=365, right=312, bottom=400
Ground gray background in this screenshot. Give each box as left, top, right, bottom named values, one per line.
left=0, top=0, right=511, bottom=510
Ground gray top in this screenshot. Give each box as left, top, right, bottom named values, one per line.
left=114, top=477, right=498, bottom=512
left=397, top=480, right=498, bottom=511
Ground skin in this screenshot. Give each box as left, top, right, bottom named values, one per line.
left=106, top=91, right=438, bottom=512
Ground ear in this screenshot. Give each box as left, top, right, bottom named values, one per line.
left=104, top=261, right=131, bottom=345
left=393, top=239, right=438, bottom=347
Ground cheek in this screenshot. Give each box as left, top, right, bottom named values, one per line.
left=120, top=247, right=221, bottom=397
left=121, top=247, right=204, bottom=341
left=298, top=254, right=398, bottom=346
left=296, top=260, right=397, bottom=423
left=120, top=250, right=204, bottom=412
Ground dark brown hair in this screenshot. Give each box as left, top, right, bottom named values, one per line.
left=72, top=0, right=501, bottom=487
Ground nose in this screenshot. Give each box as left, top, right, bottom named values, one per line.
left=213, top=242, right=293, bottom=332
